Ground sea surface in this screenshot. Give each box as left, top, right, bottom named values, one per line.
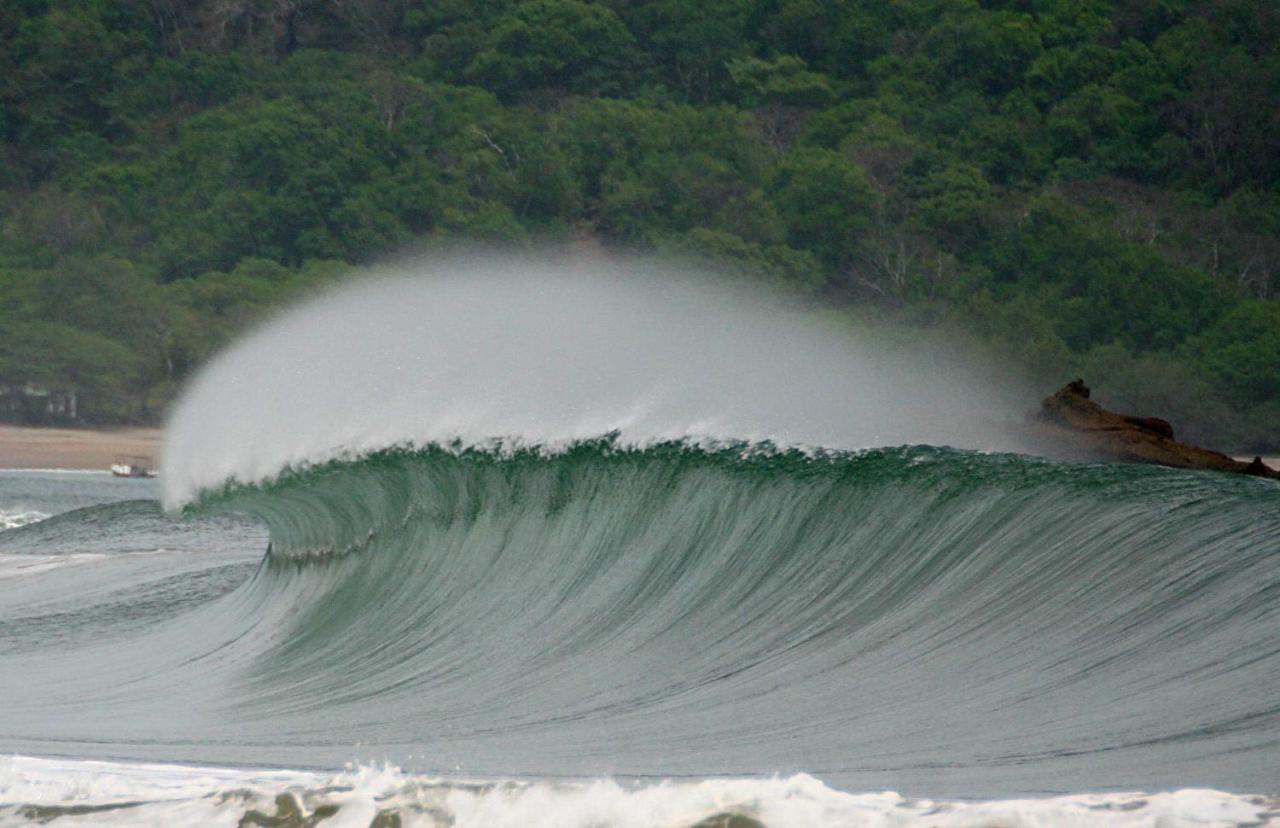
left=2, top=262, right=1278, bottom=826
left=1, top=448, right=1278, bottom=826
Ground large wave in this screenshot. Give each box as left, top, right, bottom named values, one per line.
left=216, top=444, right=1280, bottom=792
left=6, top=442, right=1279, bottom=799
left=3, top=259, right=1276, bottom=822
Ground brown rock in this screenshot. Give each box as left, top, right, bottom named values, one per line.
left=689, top=814, right=766, bottom=828
left=1031, top=379, right=1279, bottom=479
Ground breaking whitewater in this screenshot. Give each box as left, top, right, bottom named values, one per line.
left=2, top=260, right=1278, bottom=827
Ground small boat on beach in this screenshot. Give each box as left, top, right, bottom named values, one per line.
left=111, top=455, right=156, bottom=478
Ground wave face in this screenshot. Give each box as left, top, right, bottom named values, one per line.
left=4, top=444, right=1278, bottom=802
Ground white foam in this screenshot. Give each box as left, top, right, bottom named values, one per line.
left=0, top=509, right=51, bottom=530
left=1, top=756, right=1273, bottom=827
left=162, top=255, right=1032, bottom=509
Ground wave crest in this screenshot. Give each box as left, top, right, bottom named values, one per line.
left=161, top=257, right=1032, bottom=508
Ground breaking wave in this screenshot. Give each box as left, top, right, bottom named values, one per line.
left=3, top=258, right=1278, bottom=825
left=3, top=756, right=1275, bottom=827
left=0, top=509, right=50, bottom=530
left=6, top=443, right=1279, bottom=799
left=158, top=256, right=1033, bottom=507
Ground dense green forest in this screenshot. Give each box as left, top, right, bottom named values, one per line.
left=1, top=0, right=1277, bottom=449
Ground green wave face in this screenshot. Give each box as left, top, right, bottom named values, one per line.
left=2, top=444, right=1278, bottom=797
left=118, top=442, right=1271, bottom=796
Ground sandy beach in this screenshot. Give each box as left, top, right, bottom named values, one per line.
left=0, top=424, right=162, bottom=471
left=0, top=422, right=1272, bottom=475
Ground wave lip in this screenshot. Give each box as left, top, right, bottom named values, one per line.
left=160, top=256, right=1033, bottom=508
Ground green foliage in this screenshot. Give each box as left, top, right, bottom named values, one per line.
left=1189, top=301, right=1280, bottom=406
left=616, top=0, right=753, bottom=100
left=468, top=0, right=636, bottom=98
left=0, top=0, right=1276, bottom=447
left=770, top=148, right=874, bottom=267
left=913, top=162, right=996, bottom=246
left=559, top=99, right=767, bottom=243
left=0, top=321, right=141, bottom=420
left=658, top=228, right=824, bottom=293
left=727, top=55, right=834, bottom=109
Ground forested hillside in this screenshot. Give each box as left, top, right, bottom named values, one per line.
left=1, top=0, right=1277, bottom=449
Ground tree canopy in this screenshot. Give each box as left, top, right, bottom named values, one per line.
left=1, top=0, right=1277, bottom=449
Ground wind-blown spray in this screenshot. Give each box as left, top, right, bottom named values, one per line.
left=162, top=255, right=1029, bottom=507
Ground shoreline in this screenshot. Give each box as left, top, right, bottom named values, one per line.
left=0, top=422, right=1273, bottom=476
left=0, top=424, right=162, bottom=471
left=1235, top=454, right=1280, bottom=468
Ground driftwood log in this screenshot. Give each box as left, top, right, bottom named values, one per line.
left=1033, top=379, right=1278, bottom=479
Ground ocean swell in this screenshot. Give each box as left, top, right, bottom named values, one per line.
left=163, top=442, right=1280, bottom=796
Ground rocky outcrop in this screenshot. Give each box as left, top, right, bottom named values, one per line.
left=1032, top=379, right=1279, bottom=479
left=689, top=814, right=766, bottom=828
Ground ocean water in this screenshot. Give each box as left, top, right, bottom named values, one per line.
left=1, top=260, right=1277, bottom=826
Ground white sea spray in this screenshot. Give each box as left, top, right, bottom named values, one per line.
left=2, top=756, right=1273, bottom=828
left=162, top=254, right=1031, bottom=509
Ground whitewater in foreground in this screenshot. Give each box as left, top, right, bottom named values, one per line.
left=4, top=755, right=1274, bottom=827
left=1, top=258, right=1277, bottom=826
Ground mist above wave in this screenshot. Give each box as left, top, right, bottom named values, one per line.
left=161, top=254, right=1030, bottom=508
